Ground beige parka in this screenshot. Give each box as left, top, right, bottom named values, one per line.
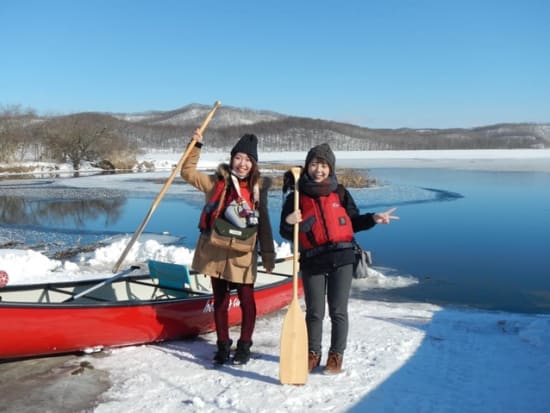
left=181, top=144, right=275, bottom=284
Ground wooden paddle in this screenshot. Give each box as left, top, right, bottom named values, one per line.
left=279, top=166, right=308, bottom=385
left=112, top=100, right=221, bottom=273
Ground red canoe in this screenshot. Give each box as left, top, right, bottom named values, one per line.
left=0, top=258, right=301, bottom=360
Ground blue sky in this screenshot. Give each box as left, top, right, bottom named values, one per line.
left=1, top=0, right=549, bottom=128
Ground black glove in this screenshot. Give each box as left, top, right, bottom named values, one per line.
left=282, top=170, right=295, bottom=194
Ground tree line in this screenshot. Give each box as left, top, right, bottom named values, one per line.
left=2, top=104, right=548, bottom=169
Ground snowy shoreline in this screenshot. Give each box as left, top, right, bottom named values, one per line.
left=2, top=150, right=550, bottom=183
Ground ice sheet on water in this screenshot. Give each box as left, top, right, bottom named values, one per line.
left=1, top=179, right=125, bottom=200
left=0, top=226, right=115, bottom=257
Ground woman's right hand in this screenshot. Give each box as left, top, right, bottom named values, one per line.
left=192, top=128, right=203, bottom=143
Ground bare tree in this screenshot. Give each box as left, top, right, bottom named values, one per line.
left=45, top=113, right=136, bottom=169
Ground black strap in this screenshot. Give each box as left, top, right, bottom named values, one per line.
left=301, top=242, right=354, bottom=259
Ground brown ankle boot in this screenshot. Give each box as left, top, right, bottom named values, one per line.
left=323, top=351, right=343, bottom=374
left=308, top=351, right=321, bottom=372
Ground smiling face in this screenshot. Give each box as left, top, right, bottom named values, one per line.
left=307, top=157, right=331, bottom=183
left=231, top=152, right=254, bottom=178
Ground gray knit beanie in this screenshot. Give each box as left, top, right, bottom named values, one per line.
left=305, top=143, right=335, bottom=173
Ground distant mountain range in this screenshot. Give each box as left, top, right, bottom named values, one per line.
left=28, top=103, right=550, bottom=152
left=107, top=103, right=550, bottom=151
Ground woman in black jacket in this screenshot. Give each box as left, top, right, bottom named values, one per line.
left=280, top=143, right=398, bottom=374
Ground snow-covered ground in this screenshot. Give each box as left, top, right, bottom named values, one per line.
left=1, top=149, right=550, bottom=413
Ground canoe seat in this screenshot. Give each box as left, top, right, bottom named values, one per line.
left=148, top=260, right=191, bottom=298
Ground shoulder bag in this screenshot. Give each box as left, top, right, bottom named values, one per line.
left=353, top=243, right=372, bottom=279
left=210, top=217, right=257, bottom=253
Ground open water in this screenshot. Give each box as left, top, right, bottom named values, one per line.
left=1, top=167, right=549, bottom=314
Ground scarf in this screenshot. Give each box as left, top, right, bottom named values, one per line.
left=298, top=172, right=338, bottom=198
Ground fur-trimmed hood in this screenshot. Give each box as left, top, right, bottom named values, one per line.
left=215, top=163, right=232, bottom=180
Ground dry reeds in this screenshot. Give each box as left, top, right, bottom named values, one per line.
left=261, top=163, right=375, bottom=189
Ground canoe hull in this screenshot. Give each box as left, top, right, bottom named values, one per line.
left=0, top=261, right=301, bottom=360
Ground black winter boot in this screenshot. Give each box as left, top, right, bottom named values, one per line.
left=232, top=340, right=252, bottom=365
left=213, top=339, right=233, bottom=365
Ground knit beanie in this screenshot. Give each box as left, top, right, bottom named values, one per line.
left=231, top=134, right=258, bottom=162
left=305, top=143, right=335, bottom=173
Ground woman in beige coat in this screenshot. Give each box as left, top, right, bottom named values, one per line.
left=181, top=130, right=275, bottom=365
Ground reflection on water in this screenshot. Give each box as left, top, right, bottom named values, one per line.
left=0, top=186, right=129, bottom=254
left=0, top=196, right=126, bottom=228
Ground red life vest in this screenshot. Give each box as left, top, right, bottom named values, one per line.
left=199, top=178, right=253, bottom=231
left=298, top=191, right=354, bottom=250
